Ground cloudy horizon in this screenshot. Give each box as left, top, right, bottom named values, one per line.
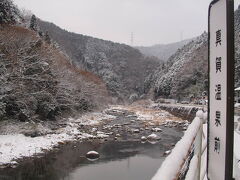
left=14, top=0, right=240, bottom=46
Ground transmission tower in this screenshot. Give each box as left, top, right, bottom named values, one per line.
left=131, top=32, right=134, bottom=46
left=180, top=31, right=183, bottom=41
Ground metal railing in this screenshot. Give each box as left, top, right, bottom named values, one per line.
left=151, top=111, right=206, bottom=180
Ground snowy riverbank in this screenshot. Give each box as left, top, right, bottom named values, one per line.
left=152, top=103, right=206, bottom=121
left=0, top=102, right=187, bottom=168
left=0, top=112, right=115, bottom=167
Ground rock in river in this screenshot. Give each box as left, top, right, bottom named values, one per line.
left=147, top=133, right=161, bottom=141
left=133, top=129, right=140, bottom=133
left=163, top=150, right=171, bottom=156
left=151, top=128, right=162, bottom=132
left=116, top=134, right=121, bottom=137
left=86, top=151, right=100, bottom=160
left=141, top=136, right=147, bottom=141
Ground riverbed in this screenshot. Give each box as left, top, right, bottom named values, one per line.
left=0, top=102, right=187, bottom=180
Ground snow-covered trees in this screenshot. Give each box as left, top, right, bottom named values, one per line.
left=29, top=14, right=38, bottom=31
left=36, top=20, right=160, bottom=100
left=0, top=25, right=109, bottom=122
left=0, top=0, right=21, bottom=24
left=44, top=31, right=51, bottom=44
left=147, top=32, right=208, bottom=100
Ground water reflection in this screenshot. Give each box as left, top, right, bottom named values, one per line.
left=69, top=155, right=164, bottom=180
left=0, top=127, right=183, bottom=180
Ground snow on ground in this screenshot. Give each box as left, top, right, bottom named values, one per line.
left=152, top=102, right=206, bottom=109
left=135, top=111, right=154, bottom=121
left=69, top=112, right=116, bottom=125
left=0, top=111, right=116, bottom=167
left=0, top=126, right=82, bottom=166
left=135, top=110, right=171, bottom=121
left=1, top=102, right=183, bottom=167
left=109, top=103, right=184, bottom=124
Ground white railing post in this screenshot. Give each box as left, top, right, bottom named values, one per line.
left=193, top=110, right=204, bottom=180
left=197, top=121, right=203, bottom=180
left=237, top=117, right=240, bottom=132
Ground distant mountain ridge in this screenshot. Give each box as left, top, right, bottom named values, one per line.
left=136, top=39, right=193, bottom=61
left=37, top=20, right=161, bottom=100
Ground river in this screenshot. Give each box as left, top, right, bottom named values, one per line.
left=0, top=103, right=186, bottom=180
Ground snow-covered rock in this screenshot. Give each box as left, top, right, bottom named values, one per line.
left=86, top=151, right=100, bottom=160
left=147, top=133, right=161, bottom=141
left=141, top=136, right=147, bottom=141
left=151, top=128, right=162, bottom=132
left=133, top=129, right=140, bottom=133
left=163, top=150, right=171, bottom=156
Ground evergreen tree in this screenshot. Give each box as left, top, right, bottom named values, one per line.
left=29, top=14, right=38, bottom=31
left=38, top=31, right=43, bottom=37
left=44, top=31, right=51, bottom=44
left=161, top=62, right=165, bottom=70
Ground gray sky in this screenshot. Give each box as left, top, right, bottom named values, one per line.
left=14, top=0, right=240, bottom=46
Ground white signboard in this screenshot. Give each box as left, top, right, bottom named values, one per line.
left=208, top=1, right=227, bottom=179
left=208, top=0, right=234, bottom=180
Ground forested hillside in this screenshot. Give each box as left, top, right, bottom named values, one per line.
left=146, top=33, right=208, bottom=100
left=37, top=20, right=161, bottom=100
left=0, top=1, right=109, bottom=122
left=2, top=0, right=240, bottom=113
left=147, top=5, right=240, bottom=100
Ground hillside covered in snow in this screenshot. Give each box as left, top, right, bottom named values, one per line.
left=0, top=1, right=109, bottom=123
left=145, top=5, right=240, bottom=100
left=145, top=33, right=208, bottom=100
left=37, top=20, right=162, bottom=100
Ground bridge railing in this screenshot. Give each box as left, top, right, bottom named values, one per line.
left=151, top=110, right=207, bottom=180
left=233, top=117, right=240, bottom=179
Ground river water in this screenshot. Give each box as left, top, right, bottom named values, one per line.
left=0, top=105, right=184, bottom=180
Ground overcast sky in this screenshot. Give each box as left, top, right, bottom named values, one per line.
left=14, top=0, right=240, bottom=46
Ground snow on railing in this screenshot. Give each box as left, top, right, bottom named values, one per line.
left=233, top=127, right=240, bottom=179
left=185, top=155, right=199, bottom=180
left=151, top=110, right=207, bottom=180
